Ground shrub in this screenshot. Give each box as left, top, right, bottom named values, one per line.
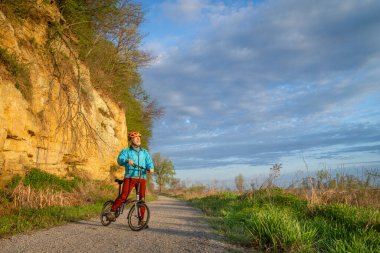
left=24, top=168, right=79, bottom=192
left=0, top=47, right=32, bottom=100
left=7, top=174, right=22, bottom=191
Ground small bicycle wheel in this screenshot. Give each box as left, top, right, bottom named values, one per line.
left=100, top=200, right=114, bottom=226
left=127, top=202, right=150, bottom=231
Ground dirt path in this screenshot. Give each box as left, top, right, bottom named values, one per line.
left=0, top=196, right=246, bottom=253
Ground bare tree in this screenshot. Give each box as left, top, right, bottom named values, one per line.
left=260, top=163, right=282, bottom=189
left=235, top=174, right=245, bottom=193
left=316, top=169, right=329, bottom=189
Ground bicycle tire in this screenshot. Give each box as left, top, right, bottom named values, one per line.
left=127, top=202, right=150, bottom=231
left=100, top=200, right=114, bottom=226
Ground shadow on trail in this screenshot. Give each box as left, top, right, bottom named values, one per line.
left=152, top=206, right=195, bottom=212
left=148, top=227, right=207, bottom=239
left=72, top=220, right=104, bottom=227
left=165, top=215, right=207, bottom=224
left=152, top=200, right=190, bottom=206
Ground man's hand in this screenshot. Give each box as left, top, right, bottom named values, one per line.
left=128, top=159, right=134, bottom=166
left=148, top=169, right=154, bottom=173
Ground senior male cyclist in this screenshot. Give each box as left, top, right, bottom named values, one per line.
left=106, top=131, right=154, bottom=224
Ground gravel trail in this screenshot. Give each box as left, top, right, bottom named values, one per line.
left=0, top=196, right=247, bottom=253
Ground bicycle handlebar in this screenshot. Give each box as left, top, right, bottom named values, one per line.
left=130, top=163, right=150, bottom=171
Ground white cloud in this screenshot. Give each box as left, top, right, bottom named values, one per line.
left=162, top=0, right=204, bottom=22
left=142, top=0, right=380, bottom=171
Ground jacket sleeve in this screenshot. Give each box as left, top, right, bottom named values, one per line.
left=145, top=151, right=154, bottom=170
left=117, top=149, right=128, bottom=166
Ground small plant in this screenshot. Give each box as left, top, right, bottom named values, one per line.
left=24, top=168, right=78, bottom=192
left=28, top=37, right=38, bottom=48
left=7, top=174, right=22, bottom=191
left=0, top=47, right=22, bottom=75
left=0, top=47, right=32, bottom=100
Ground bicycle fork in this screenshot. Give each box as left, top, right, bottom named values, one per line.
left=117, top=202, right=125, bottom=217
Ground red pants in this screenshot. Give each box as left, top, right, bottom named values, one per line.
left=111, top=178, right=146, bottom=217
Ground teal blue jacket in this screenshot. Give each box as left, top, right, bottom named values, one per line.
left=117, top=147, right=154, bottom=179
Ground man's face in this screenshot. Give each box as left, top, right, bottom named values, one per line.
left=131, top=136, right=141, bottom=146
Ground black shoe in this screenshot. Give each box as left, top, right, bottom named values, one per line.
left=138, top=220, right=149, bottom=228
left=106, top=211, right=116, bottom=222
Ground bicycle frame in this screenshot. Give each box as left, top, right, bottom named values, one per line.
left=101, top=163, right=151, bottom=230
left=114, top=163, right=147, bottom=217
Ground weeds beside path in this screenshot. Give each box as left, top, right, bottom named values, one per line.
left=0, top=196, right=247, bottom=253
left=190, top=190, right=380, bottom=253
left=0, top=168, right=159, bottom=238
left=0, top=202, right=104, bottom=237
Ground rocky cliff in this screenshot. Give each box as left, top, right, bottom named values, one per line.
left=0, top=3, right=128, bottom=186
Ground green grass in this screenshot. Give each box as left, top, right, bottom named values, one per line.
left=190, top=190, right=380, bottom=252
left=0, top=169, right=158, bottom=238
left=24, top=168, right=80, bottom=192
left=0, top=202, right=103, bottom=238
left=0, top=195, right=158, bottom=238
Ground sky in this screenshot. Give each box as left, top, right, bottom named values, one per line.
left=136, top=0, right=380, bottom=185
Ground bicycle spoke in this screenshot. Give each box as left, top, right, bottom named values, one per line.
left=100, top=200, right=114, bottom=226
left=127, top=202, right=150, bottom=231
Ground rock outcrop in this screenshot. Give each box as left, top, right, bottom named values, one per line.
left=0, top=3, right=128, bottom=186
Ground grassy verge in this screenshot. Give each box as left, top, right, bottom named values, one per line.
left=190, top=189, right=380, bottom=253
left=0, top=168, right=157, bottom=238
left=0, top=201, right=103, bottom=237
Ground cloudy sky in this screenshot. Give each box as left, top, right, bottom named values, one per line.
left=137, top=0, right=380, bottom=184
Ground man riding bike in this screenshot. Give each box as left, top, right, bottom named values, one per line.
left=106, top=131, right=154, bottom=225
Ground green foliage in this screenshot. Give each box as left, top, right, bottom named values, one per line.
left=0, top=175, right=22, bottom=205
left=0, top=47, right=32, bottom=100
left=311, top=204, right=380, bottom=232
left=235, top=207, right=317, bottom=251
left=54, top=0, right=162, bottom=147
left=7, top=174, right=22, bottom=191
left=24, top=168, right=79, bottom=192
left=190, top=190, right=380, bottom=252
left=152, top=153, right=176, bottom=193
left=0, top=166, right=157, bottom=237
left=56, top=0, right=94, bottom=58
left=2, top=0, right=162, bottom=146
left=0, top=0, right=41, bottom=22
left=0, top=47, right=22, bottom=75
left=0, top=202, right=103, bottom=237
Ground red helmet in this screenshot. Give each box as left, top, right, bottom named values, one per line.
left=128, top=131, right=141, bottom=139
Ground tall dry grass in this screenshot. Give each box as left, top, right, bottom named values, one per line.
left=10, top=180, right=114, bottom=209
left=288, top=187, right=380, bottom=208
left=0, top=168, right=116, bottom=216
left=11, top=184, right=81, bottom=209
left=286, top=169, right=380, bottom=208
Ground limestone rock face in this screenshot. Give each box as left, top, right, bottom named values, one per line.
left=0, top=5, right=128, bottom=186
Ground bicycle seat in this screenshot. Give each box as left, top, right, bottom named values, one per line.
left=114, top=179, right=124, bottom=185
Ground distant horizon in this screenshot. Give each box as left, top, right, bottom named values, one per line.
left=174, top=160, right=380, bottom=189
